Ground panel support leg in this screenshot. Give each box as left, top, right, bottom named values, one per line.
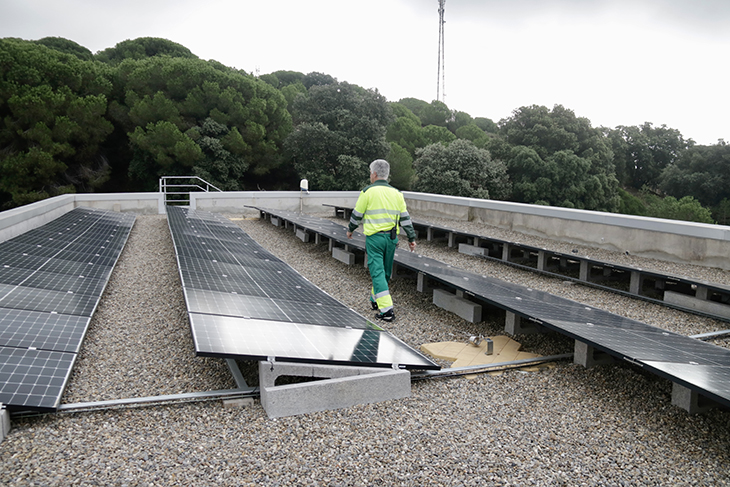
left=417, top=272, right=432, bottom=295
left=505, top=312, right=544, bottom=335
left=537, top=250, right=547, bottom=271
left=0, top=404, right=9, bottom=445
left=671, top=383, right=717, bottom=414
left=579, top=260, right=590, bottom=282
left=573, top=340, right=613, bottom=368
left=630, top=271, right=644, bottom=295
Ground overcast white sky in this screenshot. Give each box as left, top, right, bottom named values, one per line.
left=1, top=0, right=728, bottom=144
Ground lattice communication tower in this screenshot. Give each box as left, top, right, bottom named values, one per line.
left=436, top=0, right=446, bottom=102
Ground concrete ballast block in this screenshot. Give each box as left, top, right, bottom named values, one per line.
left=579, top=260, right=590, bottom=281
left=458, top=243, right=487, bottom=257
left=664, top=290, right=730, bottom=319
left=417, top=272, right=433, bottom=295
left=433, top=288, right=482, bottom=323
left=295, top=228, right=311, bottom=243
left=259, top=361, right=410, bottom=418
left=332, top=247, right=355, bottom=265
left=630, top=270, right=644, bottom=295
left=0, top=404, right=9, bottom=444
left=671, top=383, right=716, bottom=414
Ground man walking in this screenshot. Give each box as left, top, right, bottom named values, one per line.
left=346, top=159, right=417, bottom=322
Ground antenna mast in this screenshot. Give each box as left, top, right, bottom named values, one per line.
left=436, top=0, right=446, bottom=103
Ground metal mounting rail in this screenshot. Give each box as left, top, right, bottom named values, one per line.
left=55, top=387, right=259, bottom=414
left=411, top=354, right=574, bottom=380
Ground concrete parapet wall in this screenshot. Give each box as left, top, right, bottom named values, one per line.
left=3, top=190, right=729, bottom=270
left=0, top=193, right=163, bottom=243
left=74, top=193, right=164, bottom=215
left=190, top=191, right=360, bottom=215
left=404, top=192, right=730, bottom=270
left=0, top=194, right=75, bottom=244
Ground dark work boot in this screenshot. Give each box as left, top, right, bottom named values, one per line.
left=374, top=309, right=395, bottom=322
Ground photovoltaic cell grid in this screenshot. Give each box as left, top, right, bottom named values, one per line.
left=254, top=207, right=730, bottom=409
left=166, top=206, right=438, bottom=370
left=0, top=207, right=135, bottom=411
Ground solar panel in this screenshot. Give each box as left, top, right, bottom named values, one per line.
left=11, top=270, right=106, bottom=296
left=255, top=207, right=730, bottom=409
left=0, top=308, right=89, bottom=353
left=178, top=255, right=292, bottom=277
left=167, top=206, right=438, bottom=370
left=641, top=361, right=730, bottom=407
left=0, top=346, right=76, bottom=410
left=0, top=251, right=114, bottom=279
left=0, top=285, right=101, bottom=316
left=0, top=207, right=135, bottom=412
left=184, top=288, right=374, bottom=329
left=189, top=313, right=437, bottom=368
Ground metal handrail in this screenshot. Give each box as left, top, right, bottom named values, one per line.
left=159, top=176, right=223, bottom=206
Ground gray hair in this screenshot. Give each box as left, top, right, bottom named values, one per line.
left=370, top=159, right=390, bottom=180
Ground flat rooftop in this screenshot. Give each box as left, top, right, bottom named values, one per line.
left=1, top=211, right=729, bottom=485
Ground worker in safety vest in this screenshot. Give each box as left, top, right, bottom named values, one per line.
left=346, top=159, right=417, bottom=322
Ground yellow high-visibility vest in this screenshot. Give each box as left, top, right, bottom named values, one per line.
left=348, top=180, right=415, bottom=240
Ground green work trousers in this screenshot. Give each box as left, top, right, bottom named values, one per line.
left=366, top=232, right=398, bottom=312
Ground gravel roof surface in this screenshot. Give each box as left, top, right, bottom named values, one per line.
left=1, top=212, right=729, bottom=486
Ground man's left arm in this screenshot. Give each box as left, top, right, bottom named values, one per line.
left=347, top=191, right=367, bottom=239
left=399, top=199, right=417, bottom=251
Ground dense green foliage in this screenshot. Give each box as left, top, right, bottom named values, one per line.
left=284, top=81, right=392, bottom=191
left=96, top=37, right=198, bottom=65
left=607, top=122, right=689, bottom=189
left=713, top=199, right=730, bottom=226
left=490, top=105, right=620, bottom=211
left=112, top=56, right=290, bottom=190
left=34, top=37, right=93, bottom=61
left=0, top=37, right=292, bottom=204
left=1, top=35, right=726, bottom=226
left=388, top=142, right=414, bottom=191
left=413, top=139, right=510, bottom=200
left=659, top=141, right=730, bottom=208
left=0, top=38, right=113, bottom=205
left=645, top=195, right=714, bottom=224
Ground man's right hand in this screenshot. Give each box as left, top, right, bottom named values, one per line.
left=346, top=231, right=353, bottom=239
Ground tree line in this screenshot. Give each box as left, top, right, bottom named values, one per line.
left=1, top=36, right=728, bottom=224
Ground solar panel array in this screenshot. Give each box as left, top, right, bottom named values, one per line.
left=254, top=207, right=730, bottom=409
left=166, top=206, right=438, bottom=370
left=0, top=207, right=135, bottom=411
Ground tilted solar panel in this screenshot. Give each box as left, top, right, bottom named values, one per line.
left=0, top=207, right=135, bottom=411
left=256, top=207, right=730, bottom=409
left=167, top=206, right=438, bottom=370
